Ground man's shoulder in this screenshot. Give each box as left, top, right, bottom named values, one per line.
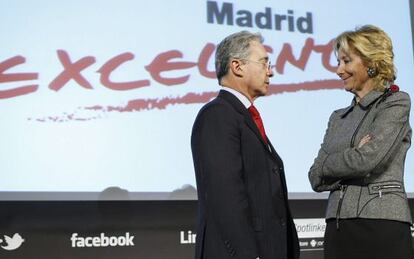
left=193, top=95, right=244, bottom=131
left=199, top=95, right=237, bottom=116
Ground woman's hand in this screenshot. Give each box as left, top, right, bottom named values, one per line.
left=358, top=134, right=372, bottom=148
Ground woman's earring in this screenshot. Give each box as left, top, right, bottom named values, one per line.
left=367, top=67, right=377, bottom=78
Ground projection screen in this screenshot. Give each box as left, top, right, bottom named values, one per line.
left=0, top=0, right=413, bottom=200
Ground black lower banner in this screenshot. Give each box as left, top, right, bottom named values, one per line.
left=0, top=199, right=412, bottom=259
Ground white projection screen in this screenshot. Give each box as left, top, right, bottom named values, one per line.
left=1, top=0, right=413, bottom=200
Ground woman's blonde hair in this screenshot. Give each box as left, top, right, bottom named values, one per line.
left=334, top=25, right=395, bottom=91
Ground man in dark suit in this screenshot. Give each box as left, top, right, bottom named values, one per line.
left=191, top=31, right=299, bottom=259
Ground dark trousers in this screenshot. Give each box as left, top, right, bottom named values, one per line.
left=324, top=218, right=413, bottom=259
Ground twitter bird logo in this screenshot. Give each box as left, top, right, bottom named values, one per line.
left=1, top=233, right=24, bottom=250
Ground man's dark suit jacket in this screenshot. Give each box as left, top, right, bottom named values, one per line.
left=191, top=90, right=299, bottom=259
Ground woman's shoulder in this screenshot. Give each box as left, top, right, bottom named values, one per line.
left=388, top=90, right=410, bottom=101
left=330, top=104, right=353, bottom=119
left=378, top=89, right=411, bottom=108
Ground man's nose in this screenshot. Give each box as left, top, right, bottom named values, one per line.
left=267, top=66, right=274, bottom=77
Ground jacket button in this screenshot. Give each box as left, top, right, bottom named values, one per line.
left=272, top=167, right=278, bottom=173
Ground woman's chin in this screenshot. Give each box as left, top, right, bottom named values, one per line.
left=344, top=86, right=353, bottom=92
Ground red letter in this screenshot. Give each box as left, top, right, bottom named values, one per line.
left=276, top=38, right=314, bottom=74
left=197, top=43, right=216, bottom=79
left=145, top=50, right=196, bottom=86
left=49, top=50, right=95, bottom=91
left=0, top=56, right=38, bottom=99
left=263, top=44, right=274, bottom=53
left=313, top=39, right=336, bottom=73
left=97, top=52, right=150, bottom=90
left=276, top=38, right=336, bottom=74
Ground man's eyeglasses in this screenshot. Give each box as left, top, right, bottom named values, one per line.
left=240, top=59, right=272, bottom=71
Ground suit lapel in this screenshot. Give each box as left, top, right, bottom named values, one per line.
left=268, top=140, right=283, bottom=165
left=218, top=90, right=286, bottom=182
left=218, top=90, right=272, bottom=154
left=244, top=114, right=270, bottom=150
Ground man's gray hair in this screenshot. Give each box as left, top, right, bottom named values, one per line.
left=215, top=31, right=264, bottom=84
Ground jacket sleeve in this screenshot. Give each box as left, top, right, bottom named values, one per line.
left=321, top=92, right=411, bottom=179
left=309, top=112, right=341, bottom=192
left=191, top=104, right=259, bottom=259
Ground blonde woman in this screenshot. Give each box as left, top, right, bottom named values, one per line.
left=309, top=25, right=413, bottom=259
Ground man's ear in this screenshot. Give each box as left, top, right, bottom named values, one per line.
left=229, top=59, right=244, bottom=77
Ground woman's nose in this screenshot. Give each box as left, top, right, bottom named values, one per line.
left=336, top=64, right=344, bottom=78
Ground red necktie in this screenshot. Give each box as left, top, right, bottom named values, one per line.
left=248, top=105, right=268, bottom=144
